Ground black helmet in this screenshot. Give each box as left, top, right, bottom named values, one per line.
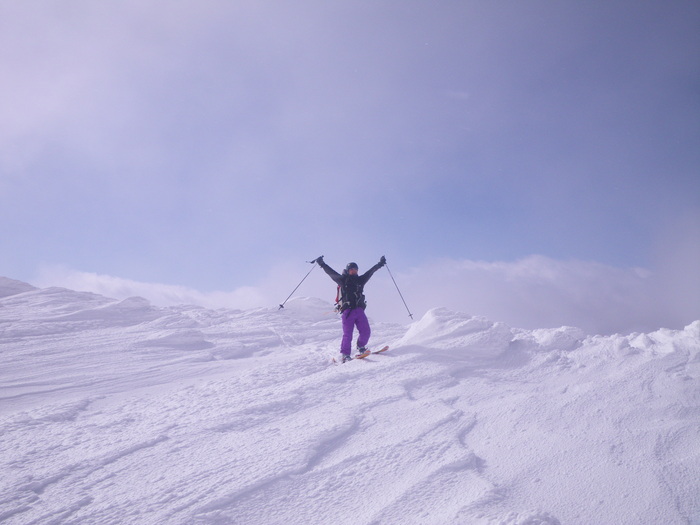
left=346, top=262, right=358, bottom=271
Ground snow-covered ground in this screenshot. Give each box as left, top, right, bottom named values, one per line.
left=1, top=276, right=698, bottom=525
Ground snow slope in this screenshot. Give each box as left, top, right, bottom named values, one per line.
left=1, top=278, right=698, bottom=525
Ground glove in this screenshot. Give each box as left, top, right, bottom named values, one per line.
left=315, top=256, right=324, bottom=266
left=379, top=255, right=386, bottom=267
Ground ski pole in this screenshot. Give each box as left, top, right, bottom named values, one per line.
left=279, top=256, right=321, bottom=309
left=385, top=262, right=414, bottom=319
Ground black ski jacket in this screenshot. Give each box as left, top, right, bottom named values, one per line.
left=318, top=260, right=383, bottom=312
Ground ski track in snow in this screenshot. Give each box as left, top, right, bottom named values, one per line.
left=1, top=277, right=699, bottom=525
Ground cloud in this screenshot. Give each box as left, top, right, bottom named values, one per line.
left=33, top=249, right=699, bottom=336
left=33, top=265, right=265, bottom=311
left=649, top=209, right=700, bottom=328
left=372, top=256, right=658, bottom=335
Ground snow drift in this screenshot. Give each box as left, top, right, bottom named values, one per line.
left=1, top=277, right=698, bottom=524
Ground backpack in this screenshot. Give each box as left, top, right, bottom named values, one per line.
left=333, top=275, right=366, bottom=313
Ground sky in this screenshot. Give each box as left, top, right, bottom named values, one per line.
left=1, top=1, right=699, bottom=334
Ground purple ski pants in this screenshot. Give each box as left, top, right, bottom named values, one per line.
left=341, top=308, right=371, bottom=355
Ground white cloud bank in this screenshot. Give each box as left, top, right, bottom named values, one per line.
left=33, top=265, right=266, bottom=312
left=33, top=252, right=699, bottom=336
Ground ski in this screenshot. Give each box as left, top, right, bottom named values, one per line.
left=356, top=345, right=388, bottom=359
left=357, top=345, right=389, bottom=358
left=331, top=345, right=389, bottom=364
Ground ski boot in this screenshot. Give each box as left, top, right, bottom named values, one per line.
left=355, top=346, right=370, bottom=359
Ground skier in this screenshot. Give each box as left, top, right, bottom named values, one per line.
left=316, top=256, right=386, bottom=363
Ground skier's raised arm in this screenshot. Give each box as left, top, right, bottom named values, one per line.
left=316, top=256, right=343, bottom=285
left=359, top=256, right=386, bottom=284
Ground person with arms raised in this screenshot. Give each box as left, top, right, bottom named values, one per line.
left=316, top=256, right=386, bottom=363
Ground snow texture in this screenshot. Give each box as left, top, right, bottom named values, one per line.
left=1, top=278, right=699, bottom=524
